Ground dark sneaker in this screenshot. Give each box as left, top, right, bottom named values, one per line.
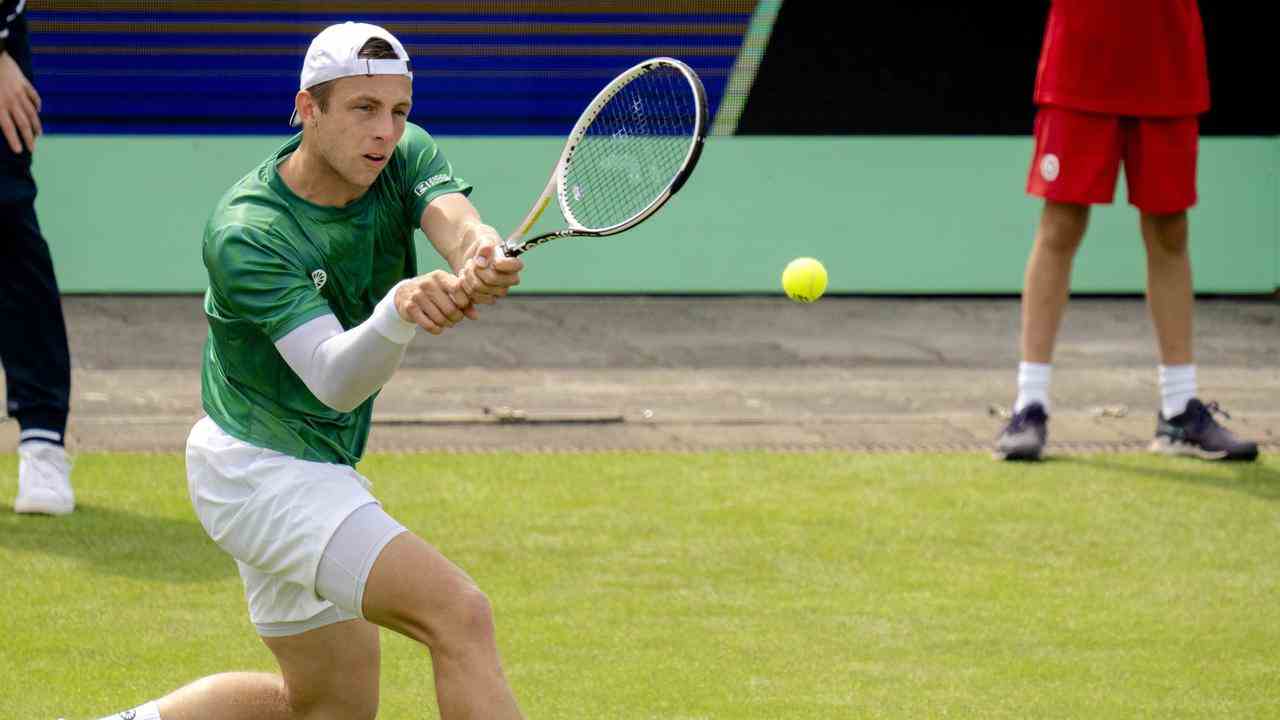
left=995, top=402, right=1048, bottom=461
left=1151, top=398, right=1259, bottom=461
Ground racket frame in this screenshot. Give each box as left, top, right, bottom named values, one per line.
left=501, top=56, right=708, bottom=257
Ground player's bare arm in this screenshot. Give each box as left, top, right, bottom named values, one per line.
left=421, top=192, right=523, bottom=305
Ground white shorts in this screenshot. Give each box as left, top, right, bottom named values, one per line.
left=185, top=416, right=405, bottom=636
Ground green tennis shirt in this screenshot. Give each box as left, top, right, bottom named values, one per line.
left=200, top=123, right=472, bottom=466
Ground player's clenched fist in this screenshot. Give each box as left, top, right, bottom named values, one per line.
left=459, top=225, right=524, bottom=305
left=394, top=270, right=480, bottom=335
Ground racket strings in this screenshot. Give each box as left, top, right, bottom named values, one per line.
left=561, top=65, right=697, bottom=231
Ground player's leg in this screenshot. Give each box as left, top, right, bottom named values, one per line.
left=258, top=620, right=381, bottom=719
left=148, top=498, right=395, bottom=719
left=997, top=107, right=1119, bottom=460
left=994, top=201, right=1088, bottom=460
left=1020, top=200, right=1090, bottom=365
left=1139, top=209, right=1193, bottom=367
left=362, top=530, right=524, bottom=719
left=1132, top=118, right=1197, bottom=422
left=1127, top=114, right=1199, bottom=373
left=94, top=619, right=380, bottom=720
left=1127, top=116, right=1258, bottom=460
left=144, top=673, right=289, bottom=720
left=111, top=420, right=392, bottom=719
left=0, top=179, right=74, bottom=513
left=1019, top=107, right=1122, bottom=367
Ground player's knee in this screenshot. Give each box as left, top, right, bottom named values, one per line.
left=421, top=585, right=498, bottom=657
left=458, top=585, right=497, bottom=639
left=448, top=585, right=498, bottom=649
left=1038, top=202, right=1088, bottom=255
left=1034, top=202, right=1085, bottom=254
left=1143, top=211, right=1189, bottom=256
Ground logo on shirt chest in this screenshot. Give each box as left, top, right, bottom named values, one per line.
left=311, top=269, right=328, bottom=291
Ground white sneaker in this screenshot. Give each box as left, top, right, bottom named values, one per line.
left=14, top=441, right=75, bottom=515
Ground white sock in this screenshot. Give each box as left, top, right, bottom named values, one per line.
left=96, top=701, right=161, bottom=720
left=1158, top=364, right=1197, bottom=419
left=1014, top=362, right=1052, bottom=413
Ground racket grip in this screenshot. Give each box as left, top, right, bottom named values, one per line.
left=495, top=242, right=525, bottom=260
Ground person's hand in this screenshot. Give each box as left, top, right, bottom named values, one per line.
left=394, top=270, right=480, bottom=335
left=0, top=51, right=42, bottom=154
left=459, top=225, right=524, bottom=305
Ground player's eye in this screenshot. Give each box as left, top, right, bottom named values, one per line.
left=393, top=109, right=408, bottom=117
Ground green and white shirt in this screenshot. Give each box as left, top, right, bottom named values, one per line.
left=200, top=123, right=471, bottom=466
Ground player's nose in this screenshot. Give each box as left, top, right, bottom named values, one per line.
left=372, top=110, right=396, bottom=141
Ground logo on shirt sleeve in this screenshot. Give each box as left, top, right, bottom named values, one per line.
left=311, top=269, right=327, bottom=291
left=414, top=173, right=455, bottom=196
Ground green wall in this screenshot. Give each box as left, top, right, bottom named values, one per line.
left=33, top=136, right=1278, bottom=294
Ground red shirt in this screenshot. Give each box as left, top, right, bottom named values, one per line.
left=1034, top=0, right=1210, bottom=117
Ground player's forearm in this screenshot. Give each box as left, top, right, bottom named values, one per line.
left=422, top=193, right=496, bottom=272
left=275, top=284, right=417, bottom=413
left=434, top=214, right=488, bottom=273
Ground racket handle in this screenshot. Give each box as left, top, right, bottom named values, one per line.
left=496, top=242, right=526, bottom=259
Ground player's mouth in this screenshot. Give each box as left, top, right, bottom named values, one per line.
left=362, top=153, right=387, bottom=165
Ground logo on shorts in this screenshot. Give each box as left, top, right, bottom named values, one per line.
left=311, top=269, right=327, bottom=291
left=120, top=712, right=137, bottom=720
left=1040, top=153, right=1060, bottom=182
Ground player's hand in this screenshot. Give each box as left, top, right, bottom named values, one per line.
left=0, top=51, right=42, bottom=155
left=460, top=226, right=524, bottom=305
left=394, top=270, right=480, bottom=335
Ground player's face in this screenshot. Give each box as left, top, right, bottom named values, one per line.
left=313, top=75, right=412, bottom=189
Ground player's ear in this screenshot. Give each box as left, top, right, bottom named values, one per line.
left=296, top=90, right=318, bottom=126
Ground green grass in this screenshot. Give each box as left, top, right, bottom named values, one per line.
left=2, top=452, right=1279, bottom=718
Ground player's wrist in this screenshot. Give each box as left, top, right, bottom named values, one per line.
left=371, top=280, right=419, bottom=344
left=456, top=219, right=485, bottom=265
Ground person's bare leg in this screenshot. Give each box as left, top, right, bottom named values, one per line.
left=1020, top=200, right=1091, bottom=363
left=143, top=619, right=380, bottom=720
left=362, top=531, right=523, bottom=720
left=995, top=200, right=1092, bottom=458
left=1140, top=210, right=1194, bottom=366
left=150, top=674, right=289, bottom=720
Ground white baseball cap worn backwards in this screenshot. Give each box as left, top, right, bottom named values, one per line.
left=289, top=21, right=414, bottom=127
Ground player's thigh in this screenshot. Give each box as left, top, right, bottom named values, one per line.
left=262, top=618, right=381, bottom=717
left=361, top=530, right=493, bottom=649
left=1124, top=115, right=1199, bottom=214
left=1026, top=106, right=1122, bottom=206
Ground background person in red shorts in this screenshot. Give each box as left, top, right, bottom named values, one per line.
left=995, top=0, right=1259, bottom=462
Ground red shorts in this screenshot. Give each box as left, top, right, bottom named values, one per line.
left=1026, top=106, right=1200, bottom=214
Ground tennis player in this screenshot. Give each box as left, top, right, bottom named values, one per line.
left=995, top=0, right=1258, bottom=462
left=87, top=22, right=526, bottom=720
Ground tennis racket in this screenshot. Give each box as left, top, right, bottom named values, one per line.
left=498, top=57, right=708, bottom=258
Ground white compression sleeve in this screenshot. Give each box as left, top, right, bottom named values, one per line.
left=274, top=282, right=418, bottom=413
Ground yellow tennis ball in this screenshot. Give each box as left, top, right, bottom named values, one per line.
left=782, top=257, right=828, bottom=303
